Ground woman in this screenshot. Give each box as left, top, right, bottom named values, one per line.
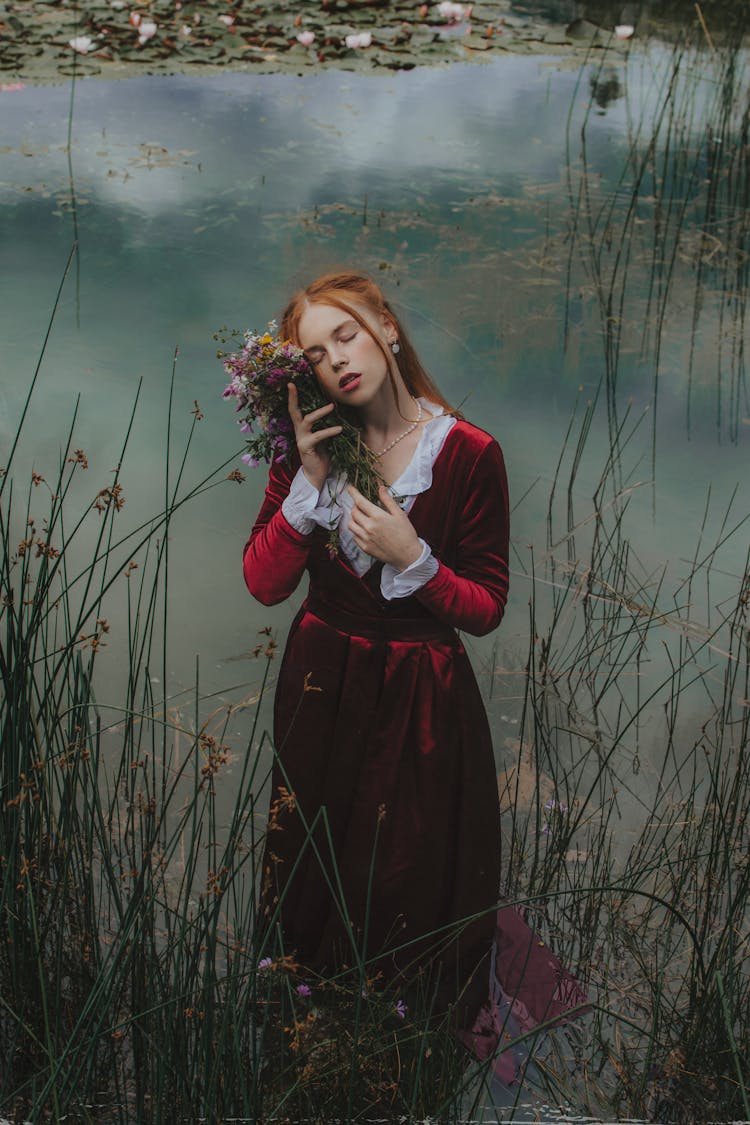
left=243, top=272, right=583, bottom=1040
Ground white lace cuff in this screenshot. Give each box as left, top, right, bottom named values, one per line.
left=380, top=540, right=439, bottom=600
left=281, top=468, right=321, bottom=535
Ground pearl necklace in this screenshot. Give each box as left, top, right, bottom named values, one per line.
left=371, top=399, right=423, bottom=457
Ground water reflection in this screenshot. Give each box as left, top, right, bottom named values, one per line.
left=0, top=49, right=746, bottom=712
left=589, top=64, right=623, bottom=108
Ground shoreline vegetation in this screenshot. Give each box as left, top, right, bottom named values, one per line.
left=1, top=0, right=748, bottom=84
left=2, top=3, right=749, bottom=1122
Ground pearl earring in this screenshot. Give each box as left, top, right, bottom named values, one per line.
left=391, top=341, right=400, bottom=355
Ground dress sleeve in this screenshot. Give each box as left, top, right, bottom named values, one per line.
left=281, top=467, right=323, bottom=534
left=380, top=539, right=439, bottom=599
left=242, top=458, right=314, bottom=605
left=415, top=439, right=509, bottom=636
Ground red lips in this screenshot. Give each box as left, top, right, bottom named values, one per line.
left=338, top=372, right=361, bottom=389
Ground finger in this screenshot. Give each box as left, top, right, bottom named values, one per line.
left=288, top=386, right=335, bottom=428
left=305, top=424, right=342, bottom=445
left=287, top=383, right=302, bottom=422
left=346, top=485, right=381, bottom=516
left=347, top=511, right=369, bottom=540
left=378, top=485, right=401, bottom=514
left=348, top=521, right=368, bottom=550
left=348, top=508, right=369, bottom=531
left=302, top=402, right=337, bottom=427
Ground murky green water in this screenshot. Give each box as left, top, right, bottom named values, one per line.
left=1, top=48, right=747, bottom=781
left=3, top=36, right=750, bottom=1124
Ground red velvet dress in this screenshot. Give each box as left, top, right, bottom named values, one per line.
left=244, top=420, right=587, bottom=1050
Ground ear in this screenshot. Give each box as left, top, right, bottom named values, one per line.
left=381, top=312, right=398, bottom=345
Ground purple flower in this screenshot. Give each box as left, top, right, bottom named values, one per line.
left=239, top=421, right=253, bottom=434
left=395, top=999, right=407, bottom=1019
left=296, top=983, right=312, bottom=998
left=241, top=452, right=260, bottom=468
left=257, top=957, right=273, bottom=971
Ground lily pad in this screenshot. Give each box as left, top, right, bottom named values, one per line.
left=1, top=0, right=747, bottom=83
left=463, top=33, right=492, bottom=50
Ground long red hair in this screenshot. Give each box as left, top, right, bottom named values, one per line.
left=279, top=271, right=456, bottom=416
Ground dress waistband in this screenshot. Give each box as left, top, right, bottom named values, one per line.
left=305, top=594, right=458, bottom=644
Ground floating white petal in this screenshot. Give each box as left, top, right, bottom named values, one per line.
left=438, top=0, right=470, bottom=21
left=137, top=19, right=157, bottom=43
left=345, top=31, right=372, bottom=48
left=69, top=35, right=94, bottom=53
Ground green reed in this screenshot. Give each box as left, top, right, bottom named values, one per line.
left=542, top=19, right=750, bottom=1119
left=492, top=383, right=750, bottom=1120
left=3, top=358, right=747, bottom=1122
left=564, top=13, right=750, bottom=475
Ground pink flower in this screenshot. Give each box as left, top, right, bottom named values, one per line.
left=1, top=83, right=25, bottom=92
left=296, top=30, right=315, bottom=46
left=296, top=983, right=312, bottom=997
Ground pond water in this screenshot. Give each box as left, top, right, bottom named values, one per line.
left=1, top=46, right=748, bottom=806
left=2, top=35, right=746, bottom=1125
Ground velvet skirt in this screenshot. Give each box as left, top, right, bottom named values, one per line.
left=259, top=592, right=500, bottom=1010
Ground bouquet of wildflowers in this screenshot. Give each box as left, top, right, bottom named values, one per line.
left=220, top=323, right=383, bottom=524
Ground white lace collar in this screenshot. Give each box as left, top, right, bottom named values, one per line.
left=309, top=400, right=456, bottom=574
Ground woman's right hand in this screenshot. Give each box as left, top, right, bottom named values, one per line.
left=287, top=382, right=342, bottom=492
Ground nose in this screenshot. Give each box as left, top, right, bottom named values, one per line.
left=330, top=346, right=348, bottom=371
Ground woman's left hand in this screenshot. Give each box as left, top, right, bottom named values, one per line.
left=347, top=485, right=423, bottom=571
